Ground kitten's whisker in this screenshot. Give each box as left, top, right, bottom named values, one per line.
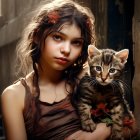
left=115, top=79, right=131, bottom=97
left=111, top=82, right=116, bottom=94
left=111, top=81, right=125, bottom=100
left=112, top=81, right=132, bottom=114
left=89, top=81, right=95, bottom=86
left=115, top=79, right=129, bottom=89
left=89, top=79, right=97, bottom=86
left=114, top=81, right=124, bottom=94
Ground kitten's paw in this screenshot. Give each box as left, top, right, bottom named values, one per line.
left=81, top=119, right=96, bottom=132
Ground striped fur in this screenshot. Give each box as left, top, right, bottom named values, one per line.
left=75, top=46, right=134, bottom=140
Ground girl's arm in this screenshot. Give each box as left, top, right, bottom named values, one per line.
left=84, top=123, right=111, bottom=140
left=1, top=84, right=27, bottom=140
left=65, top=123, right=111, bottom=140
left=66, top=120, right=139, bottom=140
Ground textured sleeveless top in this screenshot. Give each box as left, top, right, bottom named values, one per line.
left=21, top=79, right=81, bottom=140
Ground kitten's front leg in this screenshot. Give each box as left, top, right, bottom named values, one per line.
left=110, top=105, right=124, bottom=140
left=78, top=103, right=96, bottom=132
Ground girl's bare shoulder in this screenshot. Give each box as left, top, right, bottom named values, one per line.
left=2, top=72, right=33, bottom=94
left=1, top=72, right=33, bottom=108
left=2, top=80, right=25, bottom=97
left=1, top=80, right=26, bottom=109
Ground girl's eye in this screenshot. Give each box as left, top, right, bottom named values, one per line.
left=72, top=40, right=83, bottom=47
left=109, top=68, right=116, bottom=73
left=53, top=35, right=63, bottom=41
left=95, top=66, right=102, bottom=72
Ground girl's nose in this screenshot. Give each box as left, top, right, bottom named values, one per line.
left=60, top=41, right=71, bottom=56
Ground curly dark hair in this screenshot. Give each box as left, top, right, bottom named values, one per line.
left=16, top=0, right=95, bottom=76
left=16, top=0, right=96, bottom=128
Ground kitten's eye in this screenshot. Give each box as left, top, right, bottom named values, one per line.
left=109, top=68, right=116, bottom=73
left=95, top=66, right=102, bottom=72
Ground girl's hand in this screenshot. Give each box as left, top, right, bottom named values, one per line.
left=65, top=123, right=111, bottom=140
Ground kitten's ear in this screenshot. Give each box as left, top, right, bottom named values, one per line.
left=88, top=45, right=101, bottom=59
left=115, top=49, right=129, bottom=64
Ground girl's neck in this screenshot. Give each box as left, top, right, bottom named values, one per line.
left=37, top=66, right=65, bottom=86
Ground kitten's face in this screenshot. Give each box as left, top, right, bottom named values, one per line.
left=88, top=45, right=129, bottom=86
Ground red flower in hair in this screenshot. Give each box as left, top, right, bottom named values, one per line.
left=48, top=11, right=60, bottom=24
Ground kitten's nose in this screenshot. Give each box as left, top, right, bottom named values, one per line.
left=101, top=77, right=106, bottom=82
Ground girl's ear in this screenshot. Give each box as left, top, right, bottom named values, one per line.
left=115, top=49, right=129, bottom=64
left=88, top=45, right=101, bottom=59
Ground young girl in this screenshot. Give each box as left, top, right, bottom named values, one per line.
left=1, top=0, right=138, bottom=140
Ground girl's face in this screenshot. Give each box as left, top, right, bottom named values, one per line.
left=40, top=23, right=84, bottom=71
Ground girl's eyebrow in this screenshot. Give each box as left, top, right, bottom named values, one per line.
left=53, top=31, right=84, bottom=40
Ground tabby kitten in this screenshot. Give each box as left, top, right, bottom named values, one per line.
left=75, top=45, right=134, bottom=140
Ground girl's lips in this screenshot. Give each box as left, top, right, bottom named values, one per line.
left=55, top=57, right=69, bottom=65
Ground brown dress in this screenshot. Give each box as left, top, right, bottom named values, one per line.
left=21, top=79, right=81, bottom=140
